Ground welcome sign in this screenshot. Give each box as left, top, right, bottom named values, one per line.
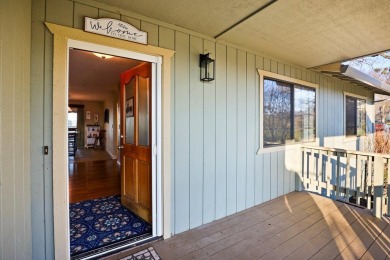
left=85, top=17, right=148, bottom=45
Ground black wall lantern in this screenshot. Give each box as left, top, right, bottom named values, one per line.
left=199, top=53, right=215, bottom=81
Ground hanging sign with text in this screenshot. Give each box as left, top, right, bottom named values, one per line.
left=85, top=17, right=148, bottom=45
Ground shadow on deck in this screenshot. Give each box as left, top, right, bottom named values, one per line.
left=105, top=191, right=390, bottom=259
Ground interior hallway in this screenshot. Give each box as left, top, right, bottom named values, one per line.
left=69, top=148, right=120, bottom=203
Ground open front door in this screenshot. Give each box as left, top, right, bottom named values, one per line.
left=120, top=62, right=152, bottom=223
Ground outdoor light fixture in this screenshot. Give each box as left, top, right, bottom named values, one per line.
left=199, top=53, right=215, bottom=81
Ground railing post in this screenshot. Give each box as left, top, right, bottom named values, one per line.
left=345, top=153, right=351, bottom=202
left=367, top=156, right=372, bottom=210
left=318, top=150, right=323, bottom=193
left=356, top=154, right=362, bottom=206
left=326, top=150, right=331, bottom=197
left=388, top=181, right=390, bottom=216
left=386, top=158, right=389, bottom=216
left=336, top=152, right=341, bottom=200
left=373, top=156, right=385, bottom=218
left=297, top=147, right=305, bottom=192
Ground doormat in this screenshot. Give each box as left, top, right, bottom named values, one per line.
left=70, top=195, right=152, bottom=256
left=121, top=247, right=161, bottom=260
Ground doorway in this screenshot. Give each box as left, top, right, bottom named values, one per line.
left=67, top=40, right=161, bottom=258
left=49, top=22, right=173, bottom=259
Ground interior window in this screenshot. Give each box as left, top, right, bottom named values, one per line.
left=68, top=108, right=78, bottom=128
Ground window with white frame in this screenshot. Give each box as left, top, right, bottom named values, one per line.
left=259, top=70, right=318, bottom=148
left=345, top=95, right=366, bottom=136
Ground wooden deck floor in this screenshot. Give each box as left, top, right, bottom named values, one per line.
left=106, top=191, right=390, bottom=260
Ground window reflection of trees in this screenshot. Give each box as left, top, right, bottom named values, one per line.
left=264, top=79, right=292, bottom=146
left=346, top=96, right=366, bottom=136
left=294, top=86, right=316, bottom=142
left=263, top=79, right=316, bottom=147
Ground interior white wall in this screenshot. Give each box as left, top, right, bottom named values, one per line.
left=103, top=91, right=118, bottom=158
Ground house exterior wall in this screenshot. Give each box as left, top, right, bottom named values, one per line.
left=29, top=0, right=375, bottom=259
left=0, top=0, right=32, bottom=259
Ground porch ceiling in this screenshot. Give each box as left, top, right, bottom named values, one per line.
left=94, top=0, right=390, bottom=68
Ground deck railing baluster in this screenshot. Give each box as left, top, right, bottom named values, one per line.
left=373, top=156, right=384, bottom=218
left=326, top=150, right=331, bottom=197
left=300, top=145, right=390, bottom=218
left=336, top=152, right=341, bottom=200
left=356, top=154, right=362, bottom=206
left=318, top=150, right=323, bottom=193
left=345, top=153, right=351, bottom=202
left=367, top=156, right=372, bottom=210
left=384, top=158, right=390, bottom=215
left=300, top=147, right=306, bottom=192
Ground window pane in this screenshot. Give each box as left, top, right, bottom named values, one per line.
left=263, top=79, right=292, bottom=147
left=125, top=77, right=135, bottom=144
left=68, top=111, right=77, bottom=128
left=345, top=96, right=357, bottom=136
left=138, top=76, right=150, bottom=146
left=294, top=86, right=316, bottom=142
left=357, top=99, right=366, bottom=136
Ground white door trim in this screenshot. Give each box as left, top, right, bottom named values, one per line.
left=46, top=23, right=174, bottom=260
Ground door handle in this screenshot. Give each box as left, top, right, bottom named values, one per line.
left=118, top=146, right=123, bottom=150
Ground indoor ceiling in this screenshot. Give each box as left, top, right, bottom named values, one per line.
left=94, top=0, right=390, bottom=68
left=68, top=49, right=142, bottom=101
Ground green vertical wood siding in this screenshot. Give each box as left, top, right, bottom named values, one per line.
left=189, top=35, right=203, bottom=229
left=0, top=0, right=32, bottom=259
left=226, top=46, right=238, bottom=215
left=215, top=43, right=227, bottom=219
left=29, top=2, right=376, bottom=258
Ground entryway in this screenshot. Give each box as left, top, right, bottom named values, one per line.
left=48, top=22, right=173, bottom=259
left=66, top=40, right=161, bottom=258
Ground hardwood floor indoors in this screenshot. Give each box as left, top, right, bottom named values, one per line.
left=69, top=148, right=120, bottom=203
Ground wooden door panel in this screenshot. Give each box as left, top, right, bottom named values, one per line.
left=123, top=145, right=150, bottom=162
left=123, top=157, right=137, bottom=201
left=120, top=62, right=152, bottom=224
left=137, top=160, right=151, bottom=210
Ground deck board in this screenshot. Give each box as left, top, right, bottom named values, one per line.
left=360, top=221, right=390, bottom=260
left=105, top=191, right=390, bottom=260
left=206, top=198, right=336, bottom=259
left=156, top=192, right=324, bottom=259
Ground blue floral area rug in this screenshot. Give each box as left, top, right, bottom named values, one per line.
left=70, top=195, right=152, bottom=256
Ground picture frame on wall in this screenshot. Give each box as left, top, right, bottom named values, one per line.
left=94, top=113, right=99, bottom=123
left=86, top=110, right=91, bottom=120
left=126, top=97, right=134, bottom=117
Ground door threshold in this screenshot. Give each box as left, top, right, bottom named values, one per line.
left=71, top=233, right=161, bottom=260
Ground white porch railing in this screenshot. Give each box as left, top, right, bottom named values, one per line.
left=299, top=145, right=389, bottom=218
